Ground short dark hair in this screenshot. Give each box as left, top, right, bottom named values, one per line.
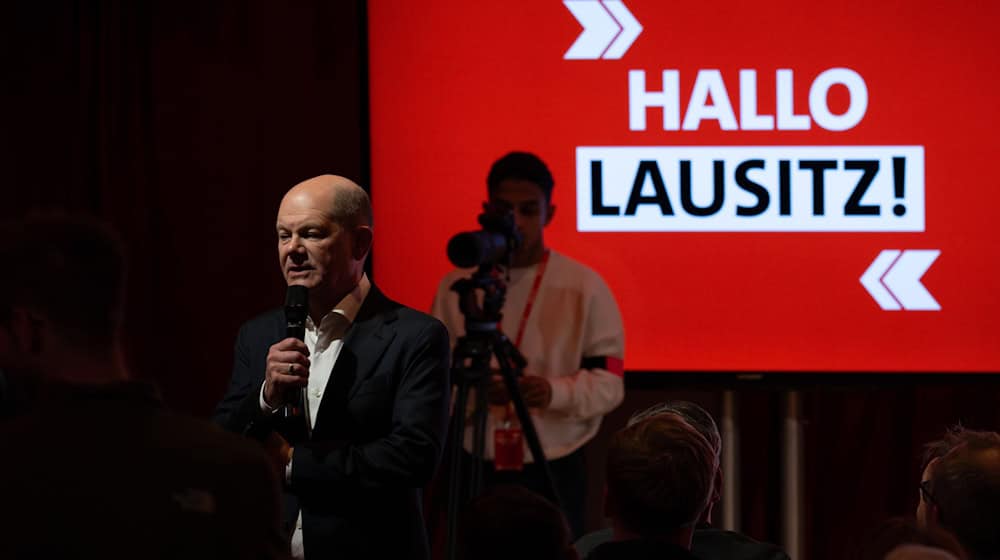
left=458, top=485, right=572, bottom=560
left=928, top=431, right=1000, bottom=560
left=487, top=152, right=554, bottom=202
left=628, top=400, right=722, bottom=457
left=606, top=411, right=717, bottom=536
left=0, top=213, right=125, bottom=346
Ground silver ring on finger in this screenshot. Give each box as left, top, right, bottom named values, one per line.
left=287, top=363, right=295, bottom=375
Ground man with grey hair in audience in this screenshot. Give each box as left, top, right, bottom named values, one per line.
left=576, top=401, right=788, bottom=560
left=587, top=407, right=714, bottom=559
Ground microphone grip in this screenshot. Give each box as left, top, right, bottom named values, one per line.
left=283, top=324, right=306, bottom=418
left=283, top=284, right=310, bottom=430
left=287, top=324, right=305, bottom=341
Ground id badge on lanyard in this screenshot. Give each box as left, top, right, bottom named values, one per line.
left=493, top=251, right=549, bottom=471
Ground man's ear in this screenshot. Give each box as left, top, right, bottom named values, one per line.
left=353, top=226, right=374, bottom=261
left=545, top=204, right=557, bottom=227
left=927, top=502, right=942, bottom=527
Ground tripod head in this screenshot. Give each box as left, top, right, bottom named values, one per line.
left=448, top=264, right=526, bottom=383
left=446, top=205, right=527, bottom=374
left=451, top=264, right=507, bottom=334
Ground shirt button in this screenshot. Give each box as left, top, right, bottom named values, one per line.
left=311, top=389, right=322, bottom=398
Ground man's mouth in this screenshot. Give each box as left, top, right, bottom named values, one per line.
left=288, top=265, right=314, bottom=274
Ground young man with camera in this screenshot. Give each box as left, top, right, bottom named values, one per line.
left=431, top=151, right=625, bottom=537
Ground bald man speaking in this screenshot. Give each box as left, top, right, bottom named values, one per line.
left=214, top=175, right=450, bottom=559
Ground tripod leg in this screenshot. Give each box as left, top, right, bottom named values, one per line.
left=446, top=380, right=470, bottom=560
left=471, top=378, right=489, bottom=499
left=494, top=346, right=565, bottom=514
left=446, top=368, right=492, bottom=560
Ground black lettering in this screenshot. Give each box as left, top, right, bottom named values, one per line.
left=625, top=160, right=674, bottom=216
left=679, top=160, right=724, bottom=216
left=892, top=156, right=906, bottom=216
left=590, top=160, right=620, bottom=215
left=799, top=160, right=837, bottom=216
left=779, top=160, right=791, bottom=216
left=843, top=160, right=880, bottom=215
left=735, top=159, right=769, bottom=216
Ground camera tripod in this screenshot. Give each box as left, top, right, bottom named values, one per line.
left=443, top=268, right=563, bottom=560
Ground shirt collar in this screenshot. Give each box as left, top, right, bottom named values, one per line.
left=306, top=273, right=371, bottom=344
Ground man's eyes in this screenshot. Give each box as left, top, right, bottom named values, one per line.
left=277, top=230, right=325, bottom=239
left=489, top=202, right=540, bottom=215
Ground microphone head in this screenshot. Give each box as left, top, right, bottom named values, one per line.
left=285, top=284, right=309, bottom=306
left=284, top=285, right=309, bottom=325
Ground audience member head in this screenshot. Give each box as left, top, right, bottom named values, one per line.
left=920, top=426, right=982, bottom=491
left=276, top=175, right=373, bottom=317
left=487, top=151, right=555, bottom=203
left=921, top=430, right=1000, bottom=560
left=861, top=517, right=967, bottom=560
left=604, top=410, right=717, bottom=548
left=919, top=426, right=967, bottom=527
left=485, top=152, right=556, bottom=268
left=458, top=484, right=577, bottom=560
left=0, top=213, right=127, bottom=380
left=627, top=400, right=723, bottom=524
left=627, top=401, right=722, bottom=455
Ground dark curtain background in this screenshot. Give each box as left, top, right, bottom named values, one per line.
left=1, top=2, right=997, bottom=559
left=1, top=0, right=365, bottom=415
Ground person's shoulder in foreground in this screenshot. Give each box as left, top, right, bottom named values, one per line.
left=575, top=525, right=788, bottom=560
left=693, top=526, right=790, bottom=560
left=0, top=212, right=286, bottom=559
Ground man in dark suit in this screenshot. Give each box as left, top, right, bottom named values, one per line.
left=0, top=214, right=286, bottom=560
left=213, top=175, right=451, bottom=559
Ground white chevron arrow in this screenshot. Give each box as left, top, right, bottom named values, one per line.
left=860, top=249, right=941, bottom=311
left=564, top=0, right=643, bottom=60
left=601, top=1, right=643, bottom=59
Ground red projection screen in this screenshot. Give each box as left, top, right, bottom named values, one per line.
left=367, top=1, right=1000, bottom=373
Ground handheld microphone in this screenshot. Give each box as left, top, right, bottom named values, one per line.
left=283, top=285, right=310, bottom=432
left=285, top=285, right=308, bottom=340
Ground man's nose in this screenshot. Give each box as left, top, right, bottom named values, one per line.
left=512, top=211, right=528, bottom=231
left=287, top=235, right=308, bottom=257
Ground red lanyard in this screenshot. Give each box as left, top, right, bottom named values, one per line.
left=513, top=250, right=550, bottom=348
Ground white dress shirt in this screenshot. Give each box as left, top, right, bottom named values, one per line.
left=259, top=274, right=371, bottom=559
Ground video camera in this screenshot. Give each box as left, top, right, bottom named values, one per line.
left=446, top=205, right=522, bottom=268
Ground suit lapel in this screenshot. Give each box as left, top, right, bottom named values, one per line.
left=311, top=285, right=398, bottom=436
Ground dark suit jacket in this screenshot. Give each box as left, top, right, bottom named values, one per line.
left=214, top=285, right=451, bottom=560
